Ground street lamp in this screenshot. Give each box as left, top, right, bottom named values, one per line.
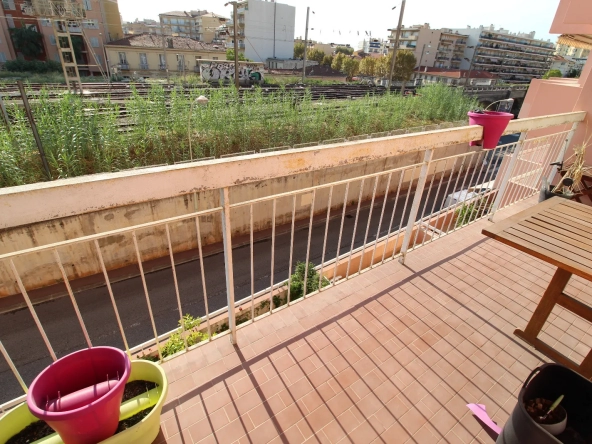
left=388, top=1, right=406, bottom=90
left=188, top=95, right=209, bottom=161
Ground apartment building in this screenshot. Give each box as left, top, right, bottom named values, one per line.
left=0, top=0, right=123, bottom=73
left=388, top=24, right=467, bottom=70
left=159, top=10, right=227, bottom=43
left=123, top=19, right=161, bottom=36
left=358, top=38, right=389, bottom=56
left=232, top=0, right=295, bottom=63
left=105, top=33, right=226, bottom=77
left=450, top=25, right=554, bottom=84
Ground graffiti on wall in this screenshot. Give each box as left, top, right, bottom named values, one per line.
left=199, top=61, right=265, bottom=85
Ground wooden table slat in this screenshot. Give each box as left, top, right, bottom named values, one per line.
left=556, top=203, right=592, bottom=220
left=508, top=224, right=592, bottom=263
left=519, top=219, right=592, bottom=249
left=562, top=199, right=592, bottom=215
left=532, top=210, right=592, bottom=236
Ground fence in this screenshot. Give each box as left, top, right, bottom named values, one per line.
left=0, top=111, right=584, bottom=411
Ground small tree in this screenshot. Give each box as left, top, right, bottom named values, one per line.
left=10, top=25, right=44, bottom=59
left=331, top=52, right=346, bottom=72
left=294, top=42, right=305, bottom=59
left=226, top=49, right=246, bottom=61
left=543, top=69, right=562, bottom=79
left=392, top=50, right=416, bottom=95
left=566, top=68, right=582, bottom=78
left=322, top=54, right=333, bottom=66
left=335, top=46, right=353, bottom=55
left=375, top=55, right=391, bottom=79
left=308, top=48, right=325, bottom=64
left=342, top=58, right=360, bottom=81
left=359, top=57, right=377, bottom=77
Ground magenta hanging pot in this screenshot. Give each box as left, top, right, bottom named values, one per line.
left=468, top=110, right=514, bottom=149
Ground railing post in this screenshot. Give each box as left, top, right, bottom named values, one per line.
left=220, top=187, right=237, bottom=344
left=546, top=122, right=579, bottom=185
left=0, top=340, right=28, bottom=394
left=488, top=132, right=527, bottom=221
left=399, top=148, right=433, bottom=265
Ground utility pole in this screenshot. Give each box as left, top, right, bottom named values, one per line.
left=226, top=1, right=240, bottom=89
left=160, top=16, right=169, bottom=84
left=302, top=6, right=310, bottom=83
left=388, top=0, right=406, bottom=90
left=466, top=45, right=478, bottom=87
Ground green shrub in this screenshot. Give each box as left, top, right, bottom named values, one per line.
left=289, top=261, right=330, bottom=301
left=4, top=59, right=62, bottom=73
left=160, top=314, right=208, bottom=358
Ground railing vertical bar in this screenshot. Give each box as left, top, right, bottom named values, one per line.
left=302, top=189, right=317, bottom=298
left=319, top=186, right=334, bottom=290
left=332, top=183, right=350, bottom=284
left=358, top=176, right=380, bottom=274
left=489, top=133, right=527, bottom=220
left=93, top=240, right=130, bottom=354
left=505, top=138, right=531, bottom=208
left=535, top=134, right=564, bottom=199
left=391, top=165, right=419, bottom=260
left=132, top=231, right=163, bottom=360
left=287, top=196, right=297, bottom=305
left=412, top=160, right=437, bottom=247
left=422, top=157, right=449, bottom=247
left=53, top=249, right=92, bottom=348
left=480, top=145, right=506, bottom=220
left=381, top=170, right=405, bottom=263
left=443, top=154, right=472, bottom=235
left=453, top=150, right=488, bottom=232
left=399, top=149, right=434, bottom=264
left=0, top=340, right=28, bottom=394
left=8, top=259, right=57, bottom=361
left=249, top=204, right=255, bottom=319
left=269, top=198, right=277, bottom=312
left=346, top=179, right=366, bottom=278
left=195, top=216, right=211, bottom=339
left=371, top=172, right=392, bottom=267
left=165, top=224, right=186, bottom=351
left=449, top=151, right=480, bottom=233
left=547, top=123, right=579, bottom=185
left=220, top=187, right=237, bottom=344
left=521, top=136, right=553, bottom=202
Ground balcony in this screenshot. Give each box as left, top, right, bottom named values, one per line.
left=119, top=62, right=129, bottom=70
left=140, top=63, right=149, bottom=70
left=159, top=63, right=167, bottom=70
left=0, top=111, right=587, bottom=442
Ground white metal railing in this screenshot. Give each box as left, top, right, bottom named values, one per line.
left=0, top=112, right=585, bottom=411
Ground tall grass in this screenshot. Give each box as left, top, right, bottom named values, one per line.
left=0, top=83, right=477, bottom=187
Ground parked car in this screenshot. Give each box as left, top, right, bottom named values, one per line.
left=444, top=183, right=493, bottom=208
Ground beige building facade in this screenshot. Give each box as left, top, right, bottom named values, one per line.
left=159, top=10, right=227, bottom=43
left=105, top=33, right=226, bottom=77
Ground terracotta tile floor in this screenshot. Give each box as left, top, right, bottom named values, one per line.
left=153, top=197, right=592, bottom=444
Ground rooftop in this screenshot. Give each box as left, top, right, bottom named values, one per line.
left=154, top=197, right=592, bottom=443
left=106, top=34, right=226, bottom=52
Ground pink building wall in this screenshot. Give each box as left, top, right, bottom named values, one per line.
left=519, top=0, right=592, bottom=165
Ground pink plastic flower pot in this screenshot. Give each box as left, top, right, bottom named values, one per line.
left=468, top=111, right=514, bottom=149
left=27, top=347, right=131, bottom=444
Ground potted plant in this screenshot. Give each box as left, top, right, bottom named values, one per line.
left=540, top=140, right=590, bottom=201
left=2, top=359, right=168, bottom=444
left=468, top=107, right=514, bottom=149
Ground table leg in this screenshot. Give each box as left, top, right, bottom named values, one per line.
left=580, top=350, right=592, bottom=378
left=517, top=268, right=572, bottom=341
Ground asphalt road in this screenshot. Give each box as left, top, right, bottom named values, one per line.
left=0, top=141, right=515, bottom=404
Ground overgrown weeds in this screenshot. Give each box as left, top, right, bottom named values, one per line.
left=0, top=83, right=477, bottom=187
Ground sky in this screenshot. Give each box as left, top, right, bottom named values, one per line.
left=118, top=0, right=561, bottom=48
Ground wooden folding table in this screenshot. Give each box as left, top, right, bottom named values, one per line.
left=482, top=197, right=592, bottom=377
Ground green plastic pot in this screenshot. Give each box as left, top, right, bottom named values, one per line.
left=0, top=360, right=168, bottom=444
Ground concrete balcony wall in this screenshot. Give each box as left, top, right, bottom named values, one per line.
left=0, top=138, right=475, bottom=298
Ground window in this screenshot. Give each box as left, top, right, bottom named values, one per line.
left=49, top=35, right=56, bottom=45
left=159, top=53, right=165, bottom=66
left=90, top=37, right=99, bottom=47
left=6, top=14, right=14, bottom=28
left=171, top=19, right=178, bottom=25
left=0, top=52, right=6, bottom=63
left=54, top=53, right=60, bottom=62
left=95, top=54, right=102, bottom=65
left=41, top=18, right=51, bottom=27
left=212, top=56, right=218, bottom=60
left=83, top=19, right=99, bottom=29
left=2, top=0, right=15, bottom=10
left=83, top=0, right=92, bottom=10
left=139, top=53, right=147, bottom=65
left=118, top=52, right=127, bottom=64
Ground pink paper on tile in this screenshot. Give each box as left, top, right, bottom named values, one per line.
left=467, top=403, right=503, bottom=435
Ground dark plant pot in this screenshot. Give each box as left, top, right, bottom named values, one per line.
left=496, top=364, right=592, bottom=444
left=540, top=189, right=573, bottom=202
